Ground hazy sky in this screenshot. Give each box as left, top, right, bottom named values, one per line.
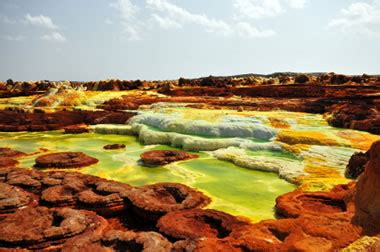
left=0, top=0, right=379, bottom=81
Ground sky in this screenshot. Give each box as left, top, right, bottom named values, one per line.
left=0, top=0, right=379, bottom=81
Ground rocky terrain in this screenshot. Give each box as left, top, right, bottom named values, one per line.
left=1, top=72, right=380, bottom=251
left=0, top=141, right=379, bottom=251
left=2, top=72, right=380, bottom=134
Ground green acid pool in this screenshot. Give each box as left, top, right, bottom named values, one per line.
left=0, top=131, right=296, bottom=221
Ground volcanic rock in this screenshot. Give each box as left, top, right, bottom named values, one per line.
left=275, top=183, right=355, bottom=218
left=0, top=110, right=136, bottom=132
left=0, top=147, right=25, bottom=158
left=41, top=185, right=78, bottom=207
left=173, top=238, right=243, bottom=252
left=5, top=168, right=43, bottom=193
left=63, top=124, right=90, bottom=134
left=283, top=215, right=362, bottom=251
left=76, top=180, right=132, bottom=216
left=104, top=144, right=126, bottom=150
left=0, top=158, right=18, bottom=169
left=127, top=183, right=211, bottom=221
left=354, top=140, right=380, bottom=235
left=345, top=151, right=369, bottom=179
left=62, top=230, right=172, bottom=252
left=35, top=152, right=99, bottom=169
left=327, top=103, right=380, bottom=134
left=295, top=74, right=310, bottom=84
left=232, top=214, right=361, bottom=251
left=140, top=150, right=199, bottom=166
left=0, top=183, right=38, bottom=215
left=0, top=206, right=108, bottom=250
left=157, top=209, right=249, bottom=240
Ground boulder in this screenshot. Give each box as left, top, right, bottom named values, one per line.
left=35, top=152, right=99, bottom=169
left=140, top=150, right=199, bottom=167
left=354, top=141, right=380, bottom=235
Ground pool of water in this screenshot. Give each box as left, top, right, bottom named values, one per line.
left=0, top=131, right=295, bottom=222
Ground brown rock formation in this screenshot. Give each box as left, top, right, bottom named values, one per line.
left=345, top=151, right=369, bottom=179
left=76, top=180, right=132, bottom=216
left=104, top=144, right=126, bottom=150
left=327, top=103, right=380, bottom=135
left=127, top=183, right=211, bottom=221
left=35, top=152, right=99, bottom=169
left=157, top=209, right=249, bottom=240
left=354, top=140, right=380, bottom=235
left=41, top=185, right=78, bottom=207
left=0, top=206, right=108, bottom=250
left=140, top=150, right=199, bottom=166
left=0, top=147, right=26, bottom=158
left=0, top=110, right=136, bottom=132
left=0, top=183, right=38, bottom=216
left=275, top=183, right=355, bottom=218
left=62, top=230, right=172, bottom=252
left=5, top=168, right=43, bottom=194
left=173, top=238, right=243, bottom=252
left=0, top=158, right=19, bottom=169
left=231, top=214, right=362, bottom=251
left=63, top=124, right=90, bottom=134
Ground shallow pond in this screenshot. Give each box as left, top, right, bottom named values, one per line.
left=0, top=131, right=296, bottom=221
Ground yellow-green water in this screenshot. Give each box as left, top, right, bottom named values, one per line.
left=0, top=131, right=295, bottom=222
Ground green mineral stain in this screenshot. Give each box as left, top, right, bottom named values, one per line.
left=0, top=131, right=295, bottom=222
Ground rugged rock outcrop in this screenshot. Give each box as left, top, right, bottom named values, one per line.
left=354, top=141, right=380, bottom=235
left=327, top=103, right=380, bottom=135
left=127, top=183, right=211, bottom=221
left=35, top=152, right=99, bottom=169
left=62, top=230, right=173, bottom=252
left=0, top=158, right=18, bottom=169
left=0, top=110, right=136, bottom=132
left=140, top=150, right=199, bottom=166
left=63, top=124, right=90, bottom=134
left=157, top=209, right=249, bottom=240
left=276, top=183, right=355, bottom=218
left=0, top=206, right=108, bottom=250
left=0, top=183, right=38, bottom=216
left=0, top=147, right=26, bottom=158
left=345, top=151, right=369, bottom=179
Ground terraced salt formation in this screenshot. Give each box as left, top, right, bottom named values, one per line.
left=92, top=107, right=380, bottom=188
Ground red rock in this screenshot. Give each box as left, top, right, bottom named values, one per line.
left=41, top=185, right=78, bottom=207
left=345, top=151, right=369, bottom=179
left=327, top=103, right=380, bottom=134
left=5, top=168, right=43, bottom=194
left=34, top=152, right=98, bottom=169
left=173, top=238, right=243, bottom=252
left=0, top=158, right=19, bottom=169
left=230, top=218, right=294, bottom=251
left=232, top=214, right=362, bottom=251
left=354, top=141, right=380, bottom=235
left=103, top=144, right=126, bottom=150
left=157, top=209, right=249, bottom=240
left=283, top=215, right=362, bottom=251
left=63, top=124, right=89, bottom=134
left=295, top=74, right=310, bottom=84
left=140, top=150, right=199, bottom=167
left=0, top=110, right=136, bottom=132
left=76, top=180, right=132, bottom=216
left=0, top=183, right=38, bottom=216
left=0, top=206, right=108, bottom=250
left=275, top=183, right=355, bottom=218
left=0, top=148, right=25, bottom=158
left=127, top=183, right=211, bottom=221
left=62, top=230, right=172, bottom=252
